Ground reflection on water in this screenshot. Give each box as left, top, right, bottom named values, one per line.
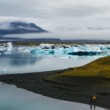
left=8, top=54, right=41, bottom=66
left=90, top=101, right=96, bottom=110
left=0, top=52, right=99, bottom=74
left=90, top=105, right=96, bottom=110
left=0, top=53, right=42, bottom=66
left=0, top=82, right=107, bottom=110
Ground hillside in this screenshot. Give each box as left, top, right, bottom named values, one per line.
left=47, top=56, right=110, bottom=79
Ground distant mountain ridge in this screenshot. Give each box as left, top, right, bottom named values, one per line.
left=0, top=21, right=47, bottom=35
left=0, top=37, right=110, bottom=43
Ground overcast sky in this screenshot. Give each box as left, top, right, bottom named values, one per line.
left=1, top=0, right=110, bottom=39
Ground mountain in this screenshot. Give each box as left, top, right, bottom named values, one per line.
left=0, top=21, right=48, bottom=35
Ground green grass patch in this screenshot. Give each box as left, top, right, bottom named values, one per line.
left=50, top=56, right=110, bottom=78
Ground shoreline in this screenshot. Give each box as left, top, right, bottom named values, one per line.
left=0, top=70, right=110, bottom=109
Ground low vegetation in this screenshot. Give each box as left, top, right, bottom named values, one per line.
left=48, top=56, right=110, bottom=79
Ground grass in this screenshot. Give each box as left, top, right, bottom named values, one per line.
left=49, top=56, right=110, bottom=78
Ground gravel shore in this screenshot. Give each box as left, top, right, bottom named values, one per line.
left=0, top=70, right=110, bottom=109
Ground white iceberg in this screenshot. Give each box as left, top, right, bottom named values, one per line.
left=1, top=42, right=110, bottom=57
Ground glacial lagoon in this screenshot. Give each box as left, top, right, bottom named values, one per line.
left=0, top=55, right=98, bottom=74
left=0, top=42, right=108, bottom=110
left=0, top=42, right=109, bottom=74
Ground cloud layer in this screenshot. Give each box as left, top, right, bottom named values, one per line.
left=0, top=0, right=110, bottom=39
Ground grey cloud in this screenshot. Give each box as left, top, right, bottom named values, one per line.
left=56, top=5, right=105, bottom=17
left=0, top=0, right=106, bottom=18
left=0, top=0, right=110, bottom=38
left=0, top=0, right=45, bottom=17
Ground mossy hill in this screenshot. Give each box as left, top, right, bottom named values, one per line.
left=48, top=56, right=110, bottom=79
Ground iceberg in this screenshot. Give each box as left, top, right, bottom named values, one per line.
left=0, top=42, right=13, bottom=55
left=6, top=42, right=13, bottom=51
left=67, top=44, right=102, bottom=56
left=0, top=42, right=110, bottom=57
left=4, top=42, right=13, bottom=54
left=30, top=43, right=107, bottom=57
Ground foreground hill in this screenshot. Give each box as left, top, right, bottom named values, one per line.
left=0, top=21, right=47, bottom=35
left=0, top=56, right=110, bottom=108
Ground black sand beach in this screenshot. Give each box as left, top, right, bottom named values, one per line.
left=0, top=70, right=110, bottom=109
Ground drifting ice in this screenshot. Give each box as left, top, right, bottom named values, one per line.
left=0, top=43, right=110, bottom=57
left=0, top=42, right=13, bottom=55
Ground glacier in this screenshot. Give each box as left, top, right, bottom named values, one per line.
left=0, top=42, right=110, bottom=57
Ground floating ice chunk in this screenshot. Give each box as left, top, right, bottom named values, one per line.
left=23, top=49, right=31, bottom=53
left=0, top=42, right=13, bottom=55
left=29, top=43, right=110, bottom=57
left=73, top=47, right=80, bottom=52
left=1, top=42, right=13, bottom=55
left=0, top=46, right=5, bottom=51
left=67, top=44, right=103, bottom=56
left=3, top=51, right=12, bottom=55
left=5, top=42, right=13, bottom=52
left=39, top=43, right=55, bottom=49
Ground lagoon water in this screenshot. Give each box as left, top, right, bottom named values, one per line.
left=0, top=82, right=107, bottom=110
left=0, top=51, right=107, bottom=110
left=0, top=53, right=99, bottom=74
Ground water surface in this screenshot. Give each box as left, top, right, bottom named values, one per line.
left=0, top=54, right=98, bottom=74
left=0, top=82, right=107, bottom=110
left=0, top=45, right=107, bottom=110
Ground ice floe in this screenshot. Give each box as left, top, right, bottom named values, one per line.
left=1, top=42, right=110, bottom=57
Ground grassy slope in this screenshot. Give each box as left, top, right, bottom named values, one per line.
left=46, top=56, right=110, bottom=94
left=51, top=56, right=110, bottom=78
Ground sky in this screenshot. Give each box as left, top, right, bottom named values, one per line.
left=0, top=0, right=110, bottom=39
